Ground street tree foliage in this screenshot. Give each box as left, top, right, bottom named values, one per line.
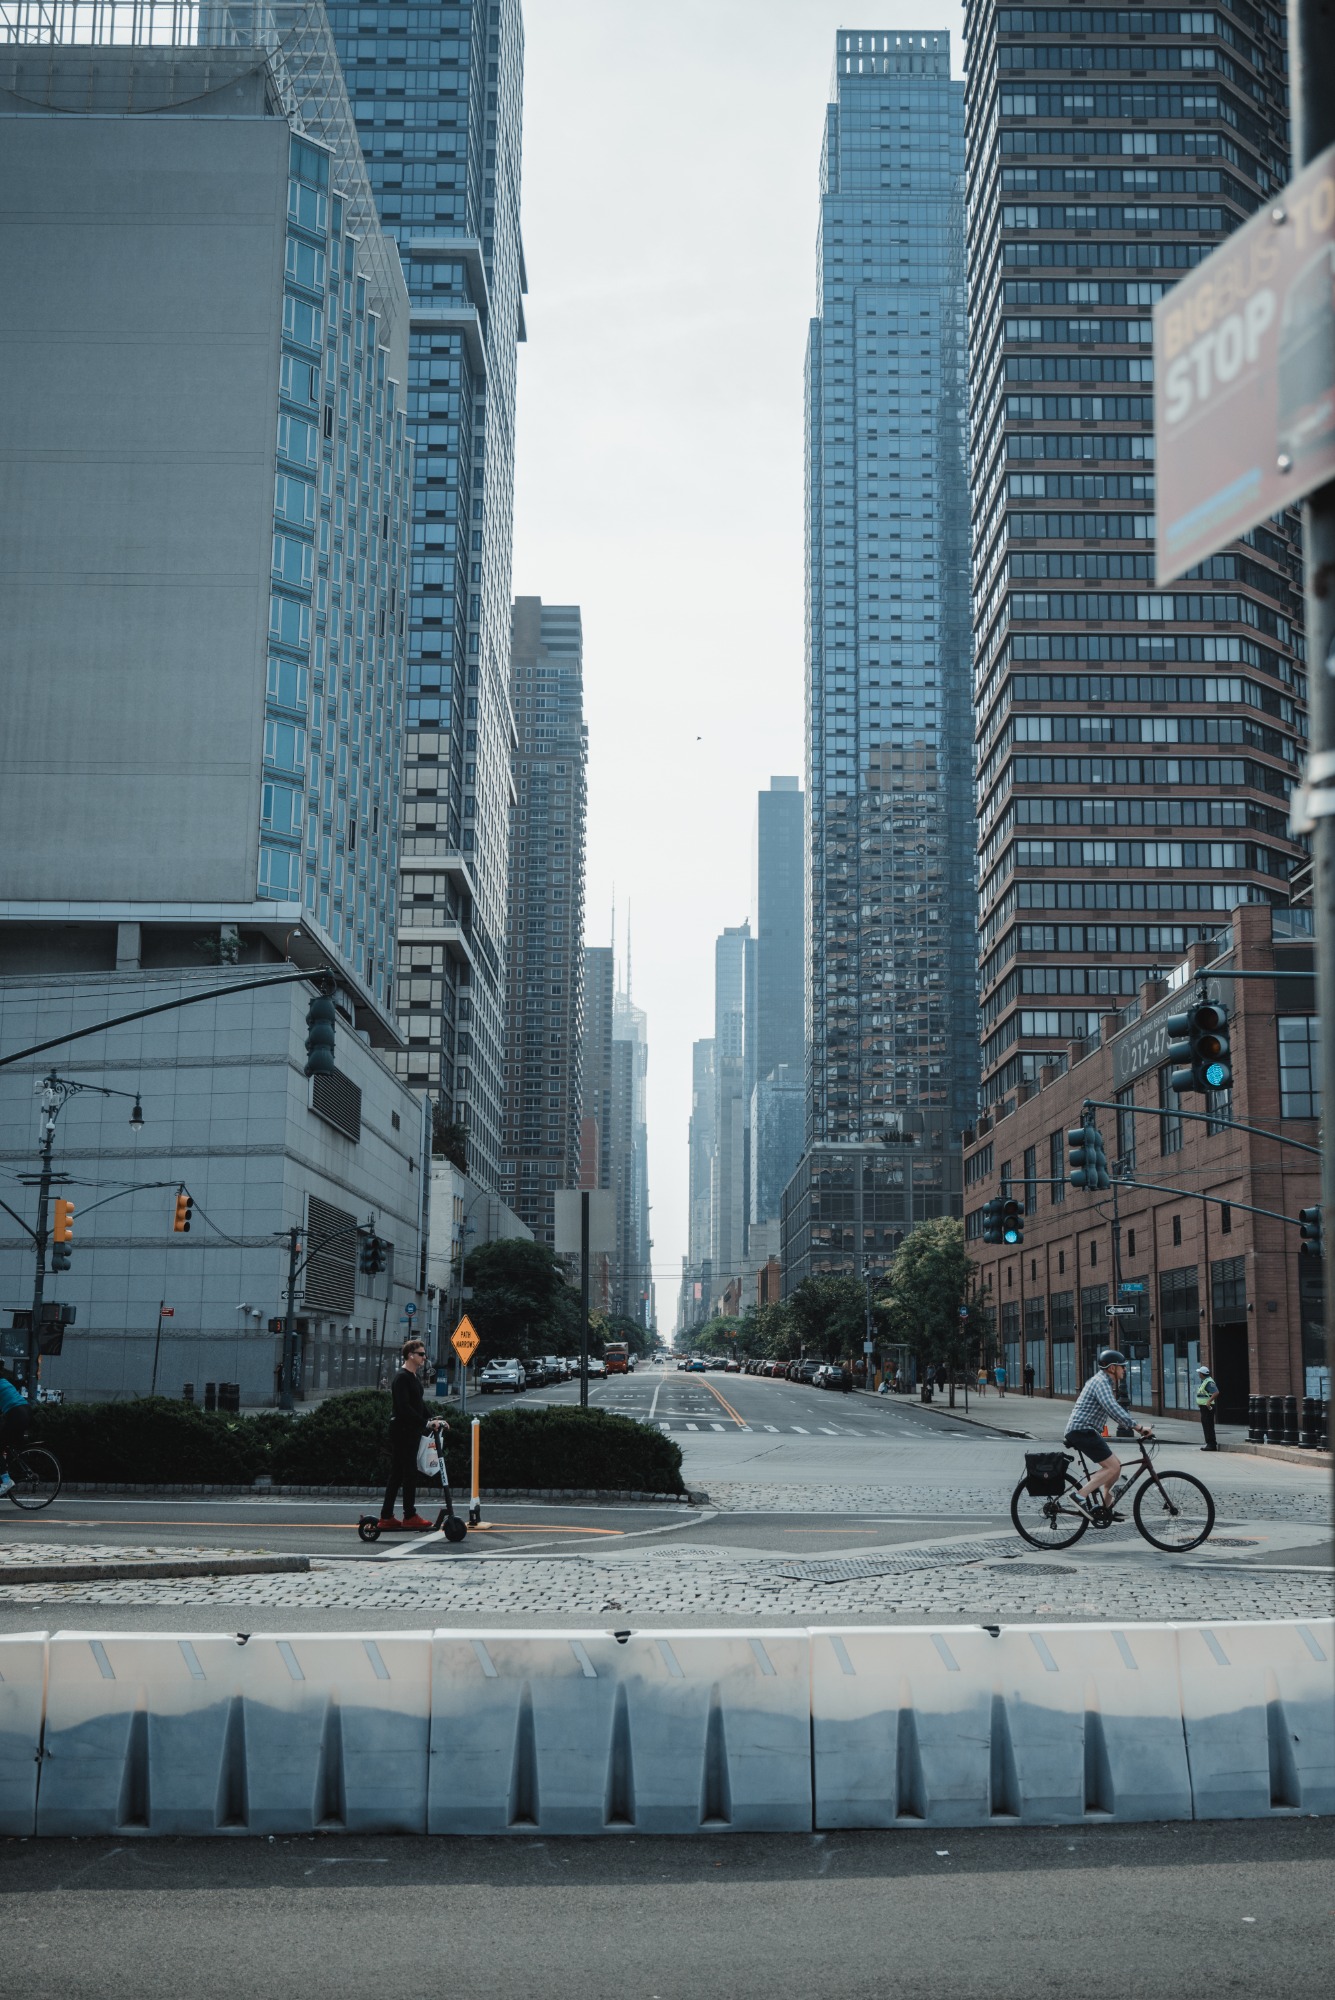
left=678, top=1278, right=884, bottom=1365
left=460, top=1237, right=581, bottom=1363
left=589, top=1310, right=653, bottom=1359
left=882, top=1217, right=987, bottom=1382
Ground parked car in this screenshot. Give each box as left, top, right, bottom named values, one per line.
left=797, top=1359, right=823, bottom=1385
left=686, top=1358, right=706, bottom=1373
left=724, top=1357, right=741, bottom=1374
left=480, top=1359, right=525, bottom=1395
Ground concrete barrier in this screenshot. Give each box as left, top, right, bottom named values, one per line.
left=811, top=1623, right=1196, bottom=1827
left=429, top=1628, right=812, bottom=1835
left=13, top=1619, right=1332, bottom=1836
left=1178, top=1619, right=1335, bottom=1819
left=37, top=1630, right=432, bottom=1836
left=0, top=1631, right=47, bottom=1836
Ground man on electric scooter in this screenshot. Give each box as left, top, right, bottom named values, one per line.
left=379, top=1336, right=447, bottom=1531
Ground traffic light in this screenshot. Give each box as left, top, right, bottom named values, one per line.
left=51, top=1197, right=74, bottom=1272
left=1000, top=1196, right=1024, bottom=1246
left=1299, top=1205, right=1324, bottom=1257
left=1068, top=1121, right=1110, bottom=1191
left=1167, top=999, right=1232, bottom=1095
left=359, top=1233, right=386, bottom=1276
left=981, top=1198, right=1004, bottom=1245
left=304, top=984, right=338, bottom=1079
left=173, top=1189, right=194, bottom=1233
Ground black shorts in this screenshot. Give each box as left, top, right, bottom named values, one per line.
left=1064, top=1427, right=1112, bottom=1464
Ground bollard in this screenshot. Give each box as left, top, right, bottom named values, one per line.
left=1300, top=1398, right=1319, bottom=1449
left=469, top=1416, right=481, bottom=1526
left=1281, top=1394, right=1300, bottom=1447
left=1320, top=1401, right=1330, bottom=1453
left=1265, top=1394, right=1284, bottom=1444
left=1246, top=1395, right=1264, bottom=1443
left=204, top=1381, right=216, bottom=1413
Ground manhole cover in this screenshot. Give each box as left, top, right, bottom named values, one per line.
left=757, top=1540, right=1025, bottom=1586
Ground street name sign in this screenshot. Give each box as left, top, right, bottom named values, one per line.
left=450, top=1315, right=479, bottom=1364
left=1155, top=140, right=1335, bottom=581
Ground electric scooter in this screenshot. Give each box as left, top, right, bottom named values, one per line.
left=357, top=1427, right=470, bottom=1545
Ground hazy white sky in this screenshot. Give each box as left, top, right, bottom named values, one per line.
left=511, top=2, right=963, bottom=1311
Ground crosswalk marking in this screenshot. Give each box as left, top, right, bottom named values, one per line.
left=792, top=1426, right=809, bottom=1434
left=762, top=1424, right=779, bottom=1433
left=685, top=1422, right=699, bottom=1431
left=819, top=1426, right=839, bottom=1435
left=709, top=1422, right=725, bottom=1432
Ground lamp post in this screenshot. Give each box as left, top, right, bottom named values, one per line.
left=22, top=1074, right=143, bottom=1389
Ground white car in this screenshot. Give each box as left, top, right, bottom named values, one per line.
left=586, top=1356, right=607, bottom=1378
left=479, top=1359, right=525, bottom=1395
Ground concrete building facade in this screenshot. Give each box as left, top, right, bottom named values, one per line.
left=500, top=598, right=588, bottom=1245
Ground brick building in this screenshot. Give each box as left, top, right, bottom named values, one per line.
left=963, top=906, right=1321, bottom=1422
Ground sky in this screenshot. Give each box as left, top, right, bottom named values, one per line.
left=511, top=1, right=964, bottom=1317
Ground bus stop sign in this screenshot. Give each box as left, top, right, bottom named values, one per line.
left=1155, top=141, right=1335, bottom=582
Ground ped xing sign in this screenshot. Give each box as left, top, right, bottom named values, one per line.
left=1155, top=140, right=1335, bottom=582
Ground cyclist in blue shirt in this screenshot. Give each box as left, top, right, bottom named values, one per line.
left=0, top=1372, right=29, bottom=1497
left=1065, top=1347, right=1151, bottom=1518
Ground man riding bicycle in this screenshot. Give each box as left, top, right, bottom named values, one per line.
left=0, top=1371, right=29, bottom=1497
left=1065, top=1347, right=1152, bottom=1518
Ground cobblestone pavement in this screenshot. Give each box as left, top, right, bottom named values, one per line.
left=699, top=1474, right=1333, bottom=1522
left=1, top=1530, right=1328, bottom=1624
left=0, top=1543, right=275, bottom=1569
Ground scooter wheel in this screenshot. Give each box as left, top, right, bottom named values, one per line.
left=357, top=1517, right=381, bottom=1543
left=444, top=1516, right=468, bottom=1543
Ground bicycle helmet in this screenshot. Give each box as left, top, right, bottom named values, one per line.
left=1097, top=1347, right=1127, bottom=1368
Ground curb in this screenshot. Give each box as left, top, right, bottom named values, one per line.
left=0, top=1555, right=311, bottom=1587
left=1221, top=1441, right=1333, bottom=1468
left=57, top=1482, right=696, bottom=1504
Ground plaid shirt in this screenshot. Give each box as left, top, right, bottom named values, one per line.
left=1065, top=1371, right=1133, bottom=1438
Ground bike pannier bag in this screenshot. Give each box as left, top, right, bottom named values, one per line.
left=1024, top=1451, right=1071, bottom=1496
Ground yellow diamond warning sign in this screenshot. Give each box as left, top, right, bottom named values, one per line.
left=450, top=1315, right=479, bottom=1364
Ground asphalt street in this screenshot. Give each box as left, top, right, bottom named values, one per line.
left=3, top=1820, right=1330, bottom=2000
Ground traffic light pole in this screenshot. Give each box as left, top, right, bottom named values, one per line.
left=26, top=1117, right=56, bottom=1392
left=279, top=1224, right=302, bottom=1414
left=1288, top=0, right=1335, bottom=1468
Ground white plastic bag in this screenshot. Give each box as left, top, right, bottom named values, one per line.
left=416, top=1434, right=442, bottom=1479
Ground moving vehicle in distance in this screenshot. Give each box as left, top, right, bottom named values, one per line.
left=604, top=1341, right=630, bottom=1374
left=479, top=1359, right=525, bottom=1396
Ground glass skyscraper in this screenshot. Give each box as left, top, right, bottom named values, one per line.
left=964, top=1, right=1307, bottom=1109
left=804, top=30, right=977, bottom=1156
left=501, top=598, right=587, bottom=1244
left=327, top=0, right=527, bottom=1186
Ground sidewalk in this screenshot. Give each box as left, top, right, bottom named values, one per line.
left=864, top=1387, right=1229, bottom=1450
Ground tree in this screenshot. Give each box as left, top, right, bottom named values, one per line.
left=431, top=1100, right=468, bottom=1173
left=881, top=1217, right=986, bottom=1404
left=462, top=1237, right=581, bottom=1363
left=786, top=1274, right=871, bottom=1362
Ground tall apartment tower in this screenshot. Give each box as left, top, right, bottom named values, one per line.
left=612, top=987, right=653, bottom=1330
left=501, top=599, right=587, bottom=1243
left=755, top=778, right=805, bottom=1083
left=752, top=779, right=806, bottom=1242
left=681, top=1036, right=716, bottom=1330
left=711, top=922, right=755, bottom=1289
left=804, top=31, right=977, bottom=1155
left=327, top=0, right=527, bottom=1185
left=964, top=2, right=1306, bottom=1109
left=580, top=945, right=615, bottom=1193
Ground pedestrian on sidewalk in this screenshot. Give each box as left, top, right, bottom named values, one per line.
left=380, top=1336, right=445, bottom=1529
left=995, top=1362, right=1008, bottom=1398
left=1023, top=1362, right=1035, bottom=1397
left=976, top=1365, right=987, bottom=1395
left=1195, top=1363, right=1220, bottom=1451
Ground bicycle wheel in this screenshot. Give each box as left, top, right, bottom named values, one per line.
left=7, top=1447, right=62, bottom=1511
left=1010, top=1474, right=1090, bottom=1550
left=1133, top=1470, right=1215, bottom=1552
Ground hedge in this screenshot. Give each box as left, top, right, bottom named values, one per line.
left=30, top=1393, right=684, bottom=1495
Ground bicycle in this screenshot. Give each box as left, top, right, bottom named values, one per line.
left=2, top=1439, right=63, bottom=1512
left=1010, top=1433, right=1215, bottom=1553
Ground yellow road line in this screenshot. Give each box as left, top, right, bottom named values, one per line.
left=700, top=1377, right=748, bottom=1426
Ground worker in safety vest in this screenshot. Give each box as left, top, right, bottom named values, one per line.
left=1196, top=1363, right=1220, bottom=1452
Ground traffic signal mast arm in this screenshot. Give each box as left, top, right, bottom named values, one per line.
left=0, top=967, right=334, bottom=1072
left=1072, top=1096, right=1320, bottom=1157
left=979, top=1176, right=1308, bottom=1229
